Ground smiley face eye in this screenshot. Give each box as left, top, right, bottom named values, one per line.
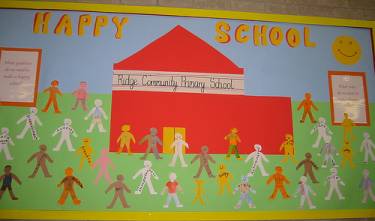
left=349, top=41, right=352, bottom=45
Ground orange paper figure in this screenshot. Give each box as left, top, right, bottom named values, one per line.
left=105, top=174, right=131, bottom=209
left=57, top=167, right=83, bottom=205
left=297, top=92, right=318, bottom=123
left=76, top=138, right=93, bottom=170
left=280, top=134, right=297, bottom=164
left=224, top=128, right=242, bottom=160
left=266, top=166, right=290, bottom=199
left=192, top=179, right=205, bottom=205
left=296, top=153, right=319, bottom=183
left=341, top=140, right=356, bottom=169
left=27, top=144, right=53, bottom=178
left=116, top=124, right=135, bottom=155
left=217, top=164, right=233, bottom=195
left=42, top=80, right=62, bottom=113
left=342, top=113, right=355, bottom=142
left=0, top=165, right=21, bottom=200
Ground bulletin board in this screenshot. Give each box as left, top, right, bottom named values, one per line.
left=0, top=1, right=375, bottom=220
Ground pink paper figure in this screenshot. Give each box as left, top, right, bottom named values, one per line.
left=93, top=148, right=115, bottom=185
left=72, top=81, right=89, bottom=111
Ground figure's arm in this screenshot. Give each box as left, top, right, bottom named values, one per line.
left=132, top=169, right=143, bottom=180
left=327, top=127, right=333, bottom=135
left=310, top=126, right=316, bottom=135
left=138, top=135, right=147, bottom=145
left=46, top=154, right=53, bottom=163
left=312, top=161, right=319, bottom=170
left=237, top=135, right=241, bottom=143
left=16, top=116, right=26, bottom=124
left=297, top=100, right=304, bottom=110
left=207, top=154, right=216, bottom=164
left=156, top=137, right=162, bottom=146
left=261, top=153, right=269, bottom=163
left=0, top=175, right=4, bottom=182
left=8, top=137, right=15, bottom=146
left=284, top=176, right=290, bottom=184
left=92, top=159, right=98, bottom=169
left=52, top=127, right=61, bottom=137
left=100, top=107, right=108, bottom=120
left=245, top=153, right=254, bottom=163
left=266, top=175, right=274, bottom=185
left=360, top=141, right=365, bottom=152
left=73, top=177, right=84, bottom=188
left=57, top=88, right=63, bottom=96
left=312, top=102, right=318, bottom=111
left=296, top=160, right=304, bottom=170
left=369, top=139, right=375, bottom=150
left=116, top=134, right=122, bottom=143
left=43, top=87, right=50, bottom=93
left=12, top=174, right=22, bottom=185
left=35, top=116, right=42, bottom=126
left=84, top=108, right=94, bottom=120
left=191, top=155, right=199, bottom=164
left=279, top=142, right=285, bottom=152
left=105, top=183, right=115, bottom=193
left=170, top=140, right=177, bottom=149
left=160, top=186, right=167, bottom=195
left=131, top=134, right=136, bottom=144
left=183, top=140, right=189, bottom=149
left=123, top=183, right=131, bottom=193
left=27, top=153, right=37, bottom=163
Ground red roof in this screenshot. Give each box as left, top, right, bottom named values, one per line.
left=113, top=25, right=244, bottom=74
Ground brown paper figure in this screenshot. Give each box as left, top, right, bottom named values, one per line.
left=27, top=144, right=53, bottom=178
left=139, top=128, right=162, bottom=160
left=105, top=174, right=131, bottom=209
left=296, top=153, right=319, bottom=183
left=57, top=167, right=84, bottom=205
left=191, top=145, right=216, bottom=178
left=0, top=165, right=21, bottom=200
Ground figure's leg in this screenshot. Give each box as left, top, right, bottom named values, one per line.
left=97, top=118, right=106, bottom=133
left=41, top=163, right=52, bottom=177
left=86, top=119, right=96, bottom=133
left=146, top=179, right=157, bottom=194
left=140, top=147, right=151, bottom=160
left=169, top=152, right=178, bottom=167
left=17, top=125, right=29, bottom=139
left=269, top=186, right=279, bottom=199
left=234, top=146, right=241, bottom=159
left=151, top=146, right=162, bottom=159
left=226, top=145, right=233, bottom=158
left=299, top=196, right=305, bottom=208
left=119, top=192, right=130, bottom=208
left=349, top=157, right=356, bottom=168
left=117, top=142, right=124, bottom=154
left=335, top=186, right=345, bottom=199
left=72, top=99, right=79, bottom=110
left=235, top=195, right=244, bottom=209
left=368, top=187, right=375, bottom=202
left=307, top=110, right=316, bottom=123
left=173, top=194, right=182, bottom=207
left=58, top=190, right=69, bottom=205
left=29, top=163, right=40, bottom=178
left=194, top=165, right=203, bottom=178
left=178, top=150, right=187, bottom=167
left=199, top=195, right=205, bottom=205
left=280, top=186, right=290, bottom=198
left=217, top=183, right=224, bottom=195
left=107, top=192, right=118, bottom=208
left=0, top=190, right=4, bottom=199
left=66, top=137, right=75, bottom=151
left=362, top=190, right=369, bottom=203
left=369, top=150, right=375, bottom=162
left=104, top=170, right=112, bottom=183
left=8, top=188, right=18, bottom=200
left=225, top=182, right=231, bottom=194
left=325, top=186, right=333, bottom=200
left=135, top=177, right=146, bottom=194
left=42, top=98, right=52, bottom=112
left=364, top=151, right=369, bottom=163
left=126, top=143, right=132, bottom=155
left=52, top=98, right=61, bottom=113
left=82, top=99, right=88, bottom=112
left=53, top=136, right=65, bottom=151
left=69, top=190, right=81, bottom=205
left=258, top=163, right=269, bottom=176
left=308, top=170, right=319, bottom=183
left=164, top=194, right=172, bottom=208
left=204, top=164, right=214, bottom=178
left=2, top=147, right=13, bottom=160
left=306, top=196, right=315, bottom=209
left=300, top=110, right=308, bottom=123
left=79, top=157, right=85, bottom=171
left=94, top=170, right=103, bottom=184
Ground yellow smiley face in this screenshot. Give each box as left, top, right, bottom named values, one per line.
left=332, top=36, right=361, bottom=65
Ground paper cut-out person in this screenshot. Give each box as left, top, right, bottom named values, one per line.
left=217, top=164, right=233, bottom=195
left=116, top=124, right=135, bottom=155
left=267, top=166, right=290, bottom=199
left=72, top=81, right=89, bottom=111
left=360, top=132, right=375, bottom=163
left=169, top=133, right=189, bottom=167
left=42, top=80, right=62, bottom=113
left=224, top=128, right=242, bottom=160
left=297, top=92, right=318, bottom=123
left=76, top=138, right=94, bottom=170
left=342, top=113, right=355, bottom=142
left=324, top=167, right=345, bottom=200
left=294, top=176, right=316, bottom=209
left=341, top=140, right=355, bottom=169
left=191, top=145, right=216, bottom=178
left=133, top=160, right=159, bottom=195
left=57, top=167, right=84, bottom=205
left=192, top=179, right=205, bottom=205
left=280, top=134, right=297, bottom=164
left=0, top=128, right=15, bottom=161
left=105, top=174, right=131, bottom=209
left=27, top=144, right=53, bottom=178
left=161, top=172, right=183, bottom=208
left=0, top=165, right=21, bottom=200
left=245, top=144, right=269, bottom=177
left=296, top=152, right=319, bottom=183
left=93, top=148, right=115, bottom=185
left=16, top=107, right=42, bottom=140
left=139, top=128, right=162, bottom=160
left=318, top=135, right=339, bottom=168
left=360, top=169, right=375, bottom=203
left=85, top=99, right=108, bottom=133
left=52, top=118, right=78, bottom=152
left=233, top=175, right=256, bottom=209
left=310, top=117, right=333, bottom=148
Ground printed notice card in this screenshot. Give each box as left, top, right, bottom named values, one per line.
left=0, top=48, right=41, bottom=107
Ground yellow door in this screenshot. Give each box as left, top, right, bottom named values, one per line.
left=163, top=127, right=186, bottom=154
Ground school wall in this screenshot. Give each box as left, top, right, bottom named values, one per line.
left=6, top=0, right=375, bottom=221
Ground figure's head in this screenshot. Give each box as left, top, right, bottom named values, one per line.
left=318, top=117, right=326, bottom=124
left=241, top=175, right=249, bottom=183
left=231, top=128, right=238, bottom=133
left=201, top=145, right=209, bottom=153
left=219, top=164, right=226, bottom=171
left=4, top=165, right=11, bottom=174
left=51, top=80, right=59, bottom=87
left=330, top=167, right=338, bottom=175
left=175, top=133, right=182, bottom=140
left=363, top=132, right=370, bottom=139
left=144, top=160, right=152, bottom=168
left=169, top=172, right=177, bottom=181
left=82, top=137, right=91, bottom=145
left=195, top=179, right=204, bottom=185
left=285, top=134, right=293, bottom=141
left=30, top=107, right=38, bottom=114
left=1, top=127, right=9, bottom=135
left=150, top=127, right=157, bottom=135
left=254, top=144, right=262, bottom=151
left=344, top=113, right=349, bottom=119
left=121, top=124, right=130, bottom=132
left=305, top=152, right=312, bottom=159
left=275, top=166, right=283, bottom=174
left=299, top=176, right=307, bottom=184
left=64, top=118, right=72, bottom=126
left=79, top=81, right=88, bottom=89
left=304, top=92, right=311, bottom=100
left=39, top=144, right=47, bottom=152
left=324, top=135, right=332, bottom=143
left=65, top=167, right=73, bottom=176
left=94, top=99, right=102, bottom=107
left=101, top=148, right=108, bottom=155
left=117, top=174, right=124, bottom=181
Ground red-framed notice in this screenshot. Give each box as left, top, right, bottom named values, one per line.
left=0, top=47, right=42, bottom=107
left=328, top=71, right=370, bottom=126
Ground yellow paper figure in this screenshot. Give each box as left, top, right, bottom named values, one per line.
left=280, top=134, right=297, bottom=164
left=217, top=164, right=233, bottom=195
left=342, top=113, right=355, bottom=142
left=341, top=140, right=356, bottom=169
left=192, top=179, right=205, bottom=205
left=76, top=138, right=93, bottom=170
left=116, top=124, right=135, bottom=155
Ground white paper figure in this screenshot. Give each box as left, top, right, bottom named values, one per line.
left=318, top=135, right=339, bottom=168
left=169, top=133, right=189, bottom=167
left=245, top=144, right=269, bottom=177
left=310, top=117, right=333, bottom=148
left=360, top=132, right=375, bottom=163
left=325, top=168, right=345, bottom=200
left=133, top=160, right=159, bottom=195
left=0, top=128, right=15, bottom=160
left=294, top=176, right=316, bottom=209
left=84, top=99, right=108, bottom=133
left=360, top=169, right=375, bottom=203
left=52, top=118, right=77, bottom=151
left=16, top=107, right=42, bottom=140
